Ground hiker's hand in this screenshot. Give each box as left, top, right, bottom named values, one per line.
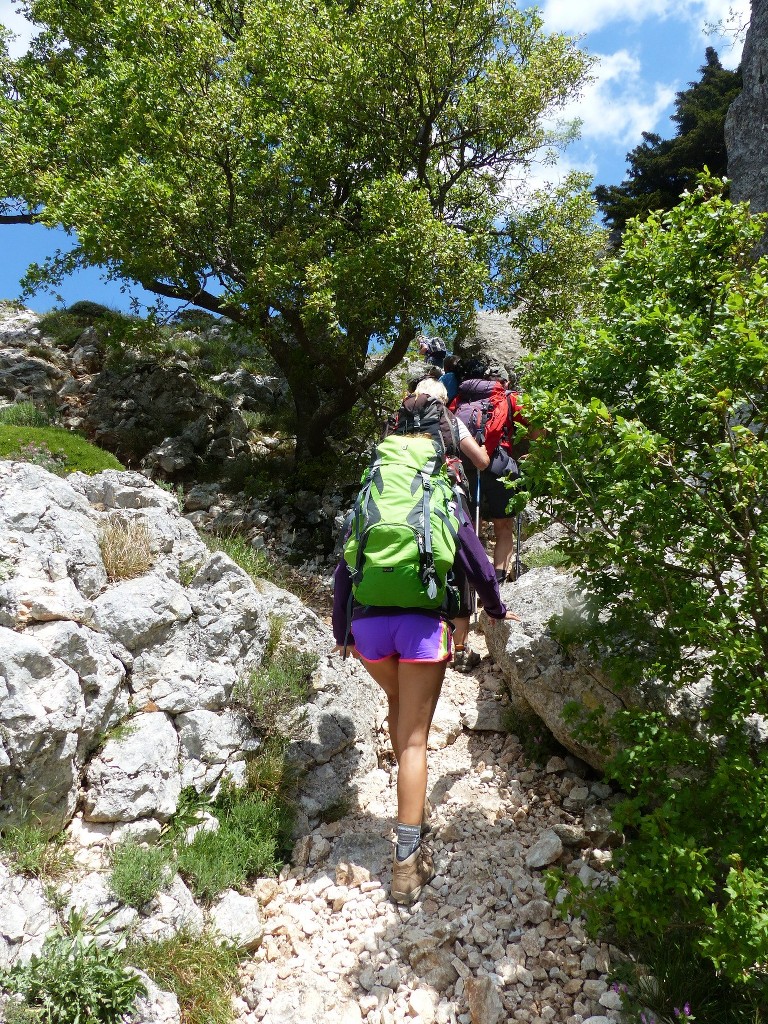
left=332, top=645, right=358, bottom=659
left=504, top=610, right=521, bottom=621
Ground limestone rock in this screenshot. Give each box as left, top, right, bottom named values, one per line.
left=83, top=712, right=181, bottom=823
left=128, top=971, right=182, bottom=1024
left=0, top=863, right=57, bottom=968
left=465, top=976, right=504, bottom=1024
left=481, top=567, right=630, bottom=769
left=0, top=627, right=85, bottom=829
left=525, top=829, right=564, bottom=868
left=454, top=309, right=528, bottom=382
left=726, top=0, right=768, bottom=249
left=209, top=890, right=264, bottom=950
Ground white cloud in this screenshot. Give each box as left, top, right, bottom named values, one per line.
left=541, top=0, right=748, bottom=37
left=0, top=2, right=35, bottom=57
left=561, top=50, right=677, bottom=149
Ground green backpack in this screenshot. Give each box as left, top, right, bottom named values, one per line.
left=343, top=434, right=464, bottom=613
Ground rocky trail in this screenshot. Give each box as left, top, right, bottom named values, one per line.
left=236, top=633, right=619, bottom=1024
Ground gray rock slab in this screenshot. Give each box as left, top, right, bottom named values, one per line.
left=83, top=712, right=181, bottom=823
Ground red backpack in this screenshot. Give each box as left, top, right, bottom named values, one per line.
left=450, top=379, right=523, bottom=475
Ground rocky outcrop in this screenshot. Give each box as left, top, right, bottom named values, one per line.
left=454, top=309, right=528, bottom=383
left=0, top=462, right=378, bottom=873
left=481, top=567, right=631, bottom=770
left=0, top=303, right=289, bottom=479
left=726, top=0, right=768, bottom=242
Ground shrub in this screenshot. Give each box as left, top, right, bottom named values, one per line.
left=99, top=518, right=154, bottom=581
left=126, top=930, right=240, bottom=1024
left=175, top=784, right=290, bottom=901
left=232, top=640, right=317, bottom=737
left=524, top=175, right=768, bottom=996
left=107, top=838, right=173, bottom=908
left=0, top=426, right=124, bottom=474
left=0, top=823, right=73, bottom=881
left=0, top=402, right=53, bottom=428
left=0, top=910, right=145, bottom=1024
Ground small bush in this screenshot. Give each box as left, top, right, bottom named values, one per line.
left=126, top=930, right=240, bottom=1024
left=99, top=519, right=154, bottom=581
left=0, top=402, right=53, bottom=428
left=176, top=784, right=291, bottom=901
left=0, top=823, right=73, bottom=881
left=0, top=910, right=145, bottom=1024
left=108, top=838, right=173, bottom=908
left=0, top=425, right=124, bottom=474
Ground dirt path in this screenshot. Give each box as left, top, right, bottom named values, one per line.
left=235, top=633, right=619, bottom=1024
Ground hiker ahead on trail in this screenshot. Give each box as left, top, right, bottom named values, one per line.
left=332, top=380, right=517, bottom=906
left=449, top=360, right=528, bottom=587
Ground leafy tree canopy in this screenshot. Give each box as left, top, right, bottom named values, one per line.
left=523, top=174, right=768, bottom=992
left=0, top=0, right=592, bottom=457
left=594, top=48, right=742, bottom=238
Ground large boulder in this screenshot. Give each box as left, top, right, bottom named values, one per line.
left=454, top=309, right=528, bottom=382
left=726, top=0, right=768, bottom=249
left=481, top=567, right=632, bottom=769
left=0, top=463, right=380, bottom=838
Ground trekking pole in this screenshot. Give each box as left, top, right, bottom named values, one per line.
left=514, top=512, right=522, bottom=581
left=473, top=473, right=481, bottom=627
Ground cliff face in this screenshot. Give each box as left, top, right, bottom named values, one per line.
left=726, top=0, right=768, bottom=234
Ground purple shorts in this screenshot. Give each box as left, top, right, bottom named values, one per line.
left=352, top=612, right=452, bottom=663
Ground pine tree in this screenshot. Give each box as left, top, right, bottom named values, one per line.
left=594, top=48, right=742, bottom=237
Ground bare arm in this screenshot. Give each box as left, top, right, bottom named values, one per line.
left=460, top=434, right=490, bottom=470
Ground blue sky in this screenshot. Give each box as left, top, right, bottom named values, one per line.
left=0, top=0, right=748, bottom=315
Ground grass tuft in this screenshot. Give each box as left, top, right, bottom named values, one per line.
left=108, top=838, right=173, bottom=908
left=0, top=402, right=53, bottom=428
left=0, top=823, right=73, bottom=881
left=99, top=518, right=154, bottom=581
left=176, top=783, right=291, bottom=902
left=127, top=930, right=241, bottom=1024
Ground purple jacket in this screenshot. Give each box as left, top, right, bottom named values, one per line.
left=332, top=517, right=506, bottom=645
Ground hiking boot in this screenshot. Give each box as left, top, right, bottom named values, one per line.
left=391, top=845, right=435, bottom=905
left=421, top=797, right=433, bottom=837
left=452, top=645, right=481, bottom=673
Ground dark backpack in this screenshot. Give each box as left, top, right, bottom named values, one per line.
left=450, top=379, right=520, bottom=477
left=385, top=393, right=461, bottom=459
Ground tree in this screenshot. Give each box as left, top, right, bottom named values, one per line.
left=0, top=0, right=591, bottom=458
left=523, top=175, right=768, bottom=1000
left=594, top=48, right=742, bottom=237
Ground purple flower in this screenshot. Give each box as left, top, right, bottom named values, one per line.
left=684, top=1005, right=691, bottom=1016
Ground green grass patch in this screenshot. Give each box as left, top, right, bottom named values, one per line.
left=0, top=910, right=146, bottom=1024
left=0, top=823, right=73, bottom=881
left=108, top=838, right=173, bottom=909
left=176, top=783, right=291, bottom=902
left=0, top=402, right=53, bottom=428
left=523, top=545, right=571, bottom=570
left=126, top=930, right=241, bottom=1024
left=0, top=425, right=124, bottom=474
left=201, top=530, right=308, bottom=599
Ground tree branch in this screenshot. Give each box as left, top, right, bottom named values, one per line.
left=139, top=278, right=244, bottom=322
left=0, top=213, right=35, bottom=224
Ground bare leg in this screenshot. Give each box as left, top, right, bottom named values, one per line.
left=491, top=517, right=515, bottom=575
left=452, top=615, right=469, bottom=648
left=360, top=656, right=446, bottom=826
left=360, top=656, right=402, bottom=761
left=394, top=660, right=446, bottom=824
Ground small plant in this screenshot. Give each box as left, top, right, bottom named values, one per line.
left=160, top=786, right=212, bottom=847
left=502, top=706, right=565, bottom=763
left=179, top=562, right=197, bottom=586
left=0, top=823, right=73, bottom=881
left=523, top=545, right=571, bottom=570
left=0, top=402, right=52, bottom=428
left=232, top=618, right=317, bottom=737
left=99, top=518, right=154, bottom=581
left=126, top=929, right=241, bottom=1024
left=107, top=838, right=173, bottom=908
left=0, top=909, right=146, bottom=1024
left=176, top=782, right=291, bottom=901
left=0, top=557, right=16, bottom=581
